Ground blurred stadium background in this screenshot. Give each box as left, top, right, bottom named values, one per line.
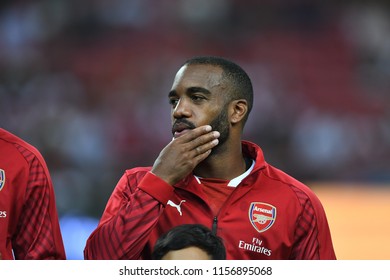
left=0, top=0, right=389, bottom=259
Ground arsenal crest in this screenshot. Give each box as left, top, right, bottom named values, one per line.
left=0, top=169, right=5, bottom=191
left=248, top=202, right=276, bottom=233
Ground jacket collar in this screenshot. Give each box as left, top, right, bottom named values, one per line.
left=175, top=140, right=267, bottom=189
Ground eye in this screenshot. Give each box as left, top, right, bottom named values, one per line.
left=190, top=95, right=206, bottom=102
left=169, top=97, right=179, bottom=107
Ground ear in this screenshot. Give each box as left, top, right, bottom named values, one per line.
left=229, top=99, right=248, bottom=124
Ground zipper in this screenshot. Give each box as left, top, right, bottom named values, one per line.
left=212, top=216, right=218, bottom=234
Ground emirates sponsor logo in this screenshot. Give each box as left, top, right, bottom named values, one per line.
left=238, top=237, right=272, bottom=257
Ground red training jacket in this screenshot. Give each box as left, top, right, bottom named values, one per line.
left=84, top=140, right=336, bottom=260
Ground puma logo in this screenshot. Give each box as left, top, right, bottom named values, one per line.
left=167, top=200, right=186, bottom=216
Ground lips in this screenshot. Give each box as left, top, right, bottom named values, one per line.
left=172, top=120, right=195, bottom=138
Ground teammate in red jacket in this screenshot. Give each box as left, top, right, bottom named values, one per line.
left=0, top=128, right=66, bottom=259
left=84, top=56, right=336, bottom=260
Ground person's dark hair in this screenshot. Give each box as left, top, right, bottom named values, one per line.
left=183, top=56, right=254, bottom=124
left=152, top=224, right=226, bottom=260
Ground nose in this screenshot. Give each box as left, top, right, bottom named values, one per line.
left=172, top=98, right=191, bottom=119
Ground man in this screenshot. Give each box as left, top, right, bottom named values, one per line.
left=84, top=56, right=336, bottom=260
left=152, top=223, right=226, bottom=260
left=0, top=128, right=66, bottom=259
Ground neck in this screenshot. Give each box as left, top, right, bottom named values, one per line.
left=194, top=141, right=247, bottom=180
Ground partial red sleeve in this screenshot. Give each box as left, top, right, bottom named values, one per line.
left=13, top=145, right=66, bottom=260
left=290, top=185, right=336, bottom=260
left=84, top=171, right=174, bottom=260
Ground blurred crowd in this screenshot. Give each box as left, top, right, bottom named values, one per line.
left=1, top=0, right=389, bottom=227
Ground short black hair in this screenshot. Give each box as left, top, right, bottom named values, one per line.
left=183, top=56, right=253, bottom=123
left=152, top=224, right=226, bottom=260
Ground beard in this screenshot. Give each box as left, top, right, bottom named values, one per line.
left=208, top=104, right=230, bottom=156
left=171, top=104, right=230, bottom=155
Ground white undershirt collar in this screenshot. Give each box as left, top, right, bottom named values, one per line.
left=194, top=159, right=255, bottom=187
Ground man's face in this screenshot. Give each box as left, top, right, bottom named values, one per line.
left=169, top=64, right=230, bottom=149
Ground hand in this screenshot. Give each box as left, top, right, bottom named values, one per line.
left=152, top=125, right=220, bottom=185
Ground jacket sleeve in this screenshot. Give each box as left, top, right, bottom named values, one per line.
left=83, top=170, right=174, bottom=260
left=13, top=150, right=66, bottom=260
left=289, top=186, right=337, bottom=260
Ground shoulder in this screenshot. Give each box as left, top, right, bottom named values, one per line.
left=117, top=166, right=153, bottom=187
left=262, top=163, right=324, bottom=208
left=0, top=128, right=47, bottom=166
left=244, top=140, right=322, bottom=205
left=125, top=166, right=152, bottom=178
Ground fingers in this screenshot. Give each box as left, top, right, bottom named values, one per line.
left=193, top=137, right=219, bottom=156
left=174, top=125, right=213, bottom=142
left=176, top=126, right=220, bottom=169
left=152, top=125, right=220, bottom=185
left=174, top=125, right=220, bottom=153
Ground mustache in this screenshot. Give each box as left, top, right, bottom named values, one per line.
left=173, top=119, right=196, bottom=129
left=172, top=119, right=196, bottom=132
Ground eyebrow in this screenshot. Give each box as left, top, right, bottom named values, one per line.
left=169, top=86, right=211, bottom=98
